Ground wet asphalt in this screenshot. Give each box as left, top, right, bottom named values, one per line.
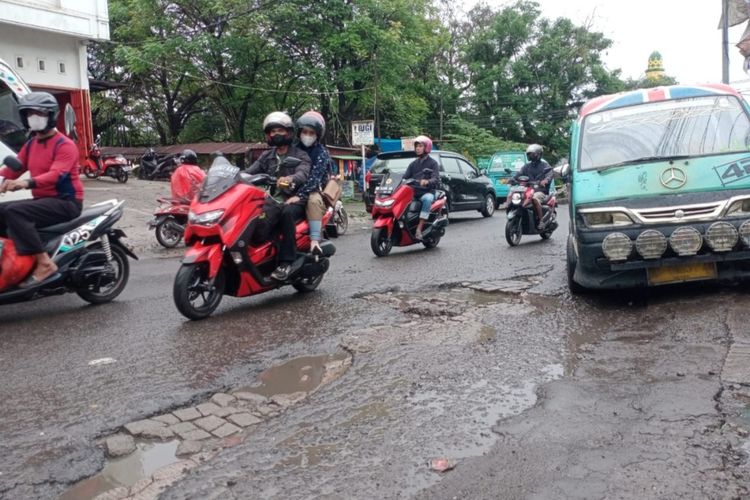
left=2, top=197, right=750, bottom=499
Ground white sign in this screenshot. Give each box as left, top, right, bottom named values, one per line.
left=401, top=136, right=416, bottom=151
left=351, top=120, right=375, bottom=146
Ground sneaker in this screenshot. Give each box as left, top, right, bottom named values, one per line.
left=310, top=241, right=323, bottom=256
left=271, top=264, right=292, bottom=281
left=415, top=229, right=423, bottom=240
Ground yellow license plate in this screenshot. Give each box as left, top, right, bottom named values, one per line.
left=500, top=179, right=508, bottom=184
left=647, top=262, right=717, bottom=286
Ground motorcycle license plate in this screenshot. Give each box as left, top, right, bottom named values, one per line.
left=122, top=165, right=133, bottom=172
left=647, top=262, right=716, bottom=286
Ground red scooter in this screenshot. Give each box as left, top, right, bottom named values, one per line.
left=504, top=175, right=558, bottom=246
left=82, top=134, right=131, bottom=183
left=370, top=170, right=449, bottom=257
left=172, top=156, right=335, bottom=320
left=148, top=198, right=189, bottom=248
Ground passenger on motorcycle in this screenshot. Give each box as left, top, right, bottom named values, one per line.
left=512, top=143, right=553, bottom=231
left=404, top=135, right=439, bottom=240
left=293, top=111, right=331, bottom=256
left=247, top=111, right=311, bottom=281
left=171, top=149, right=206, bottom=204
left=0, top=92, right=83, bottom=288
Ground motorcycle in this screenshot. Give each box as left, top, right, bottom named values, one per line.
left=82, top=134, right=131, bottom=183
left=325, top=199, right=348, bottom=237
left=138, top=148, right=177, bottom=181
left=369, top=169, right=449, bottom=257
left=504, top=175, right=558, bottom=246
left=172, top=156, right=336, bottom=320
left=148, top=197, right=189, bottom=248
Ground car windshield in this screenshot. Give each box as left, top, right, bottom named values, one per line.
left=490, top=155, right=524, bottom=172
left=371, top=157, right=414, bottom=174
left=198, top=158, right=240, bottom=203
left=579, top=95, right=750, bottom=171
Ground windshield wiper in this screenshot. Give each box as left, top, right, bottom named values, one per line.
left=595, top=155, right=693, bottom=173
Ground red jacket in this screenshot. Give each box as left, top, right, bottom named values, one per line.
left=0, top=132, right=83, bottom=201
left=170, top=163, right=206, bottom=203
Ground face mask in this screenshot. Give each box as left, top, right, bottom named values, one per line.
left=300, top=134, right=316, bottom=147
left=27, top=114, right=48, bottom=132
left=269, top=134, right=289, bottom=147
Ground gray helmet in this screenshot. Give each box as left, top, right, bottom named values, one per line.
left=526, top=143, right=543, bottom=161
left=17, top=91, right=59, bottom=130
left=263, top=111, right=294, bottom=146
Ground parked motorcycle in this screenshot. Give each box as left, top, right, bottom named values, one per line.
left=369, top=170, right=449, bottom=257
left=82, top=134, right=131, bottom=183
left=504, top=175, right=558, bottom=246
left=138, top=148, right=177, bottom=181
left=325, top=199, right=348, bottom=237
left=148, top=197, right=189, bottom=248
left=0, top=197, right=137, bottom=305
left=172, top=156, right=336, bottom=320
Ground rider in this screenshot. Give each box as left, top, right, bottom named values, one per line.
left=403, top=135, right=439, bottom=240
left=170, top=149, right=206, bottom=203
left=247, top=111, right=311, bottom=281
left=0, top=92, right=84, bottom=287
left=294, top=111, right=332, bottom=256
left=513, top=143, right=553, bottom=231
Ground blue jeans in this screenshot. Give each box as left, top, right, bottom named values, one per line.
left=419, top=193, right=435, bottom=219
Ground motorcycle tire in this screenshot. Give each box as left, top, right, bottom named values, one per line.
left=155, top=217, right=183, bottom=248
left=371, top=227, right=393, bottom=257
left=76, top=244, right=130, bottom=304
left=116, top=170, right=129, bottom=183
left=422, top=233, right=441, bottom=249
left=505, top=217, right=522, bottom=246
left=540, top=230, right=552, bottom=240
left=173, top=264, right=225, bottom=320
left=293, top=273, right=324, bottom=293
left=334, top=207, right=349, bottom=235
left=83, top=166, right=97, bottom=179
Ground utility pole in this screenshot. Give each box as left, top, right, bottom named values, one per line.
left=723, top=0, right=730, bottom=83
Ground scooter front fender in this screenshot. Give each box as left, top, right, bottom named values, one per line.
left=373, top=216, right=394, bottom=230
left=182, top=243, right=223, bottom=279
left=507, top=208, right=520, bottom=220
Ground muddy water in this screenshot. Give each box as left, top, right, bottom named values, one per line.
left=235, top=352, right=350, bottom=397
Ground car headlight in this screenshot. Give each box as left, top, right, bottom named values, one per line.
left=726, top=198, right=750, bottom=216
left=635, top=230, right=667, bottom=259
left=374, top=198, right=395, bottom=208
left=188, top=209, right=225, bottom=226
left=510, top=192, right=522, bottom=204
left=669, top=227, right=702, bottom=256
left=705, top=221, right=738, bottom=252
left=602, top=232, right=632, bottom=262
left=581, top=211, right=634, bottom=228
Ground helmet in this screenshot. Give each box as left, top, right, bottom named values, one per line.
left=413, top=135, right=433, bottom=154
left=262, top=111, right=294, bottom=146
left=179, top=149, right=198, bottom=164
left=17, top=91, right=59, bottom=130
left=526, top=143, right=543, bottom=161
left=296, top=110, right=326, bottom=139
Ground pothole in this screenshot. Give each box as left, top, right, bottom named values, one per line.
left=62, top=351, right=352, bottom=500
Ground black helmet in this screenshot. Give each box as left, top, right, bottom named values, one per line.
left=179, top=149, right=198, bottom=164
left=17, top=91, right=59, bottom=131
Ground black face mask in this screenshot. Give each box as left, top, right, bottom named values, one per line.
left=269, top=134, right=291, bottom=147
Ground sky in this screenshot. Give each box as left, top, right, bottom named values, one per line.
left=482, top=0, right=750, bottom=85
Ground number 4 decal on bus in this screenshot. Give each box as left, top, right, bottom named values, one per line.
left=715, top=157, right=750, bottom=186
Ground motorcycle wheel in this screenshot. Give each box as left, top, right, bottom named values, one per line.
left=370, top=227, right=393, bottom=257
left=155, top=217, right=183, bottom=248
left=116, top=170, right=129, bottom=183
left=83, top=166, right=97, bottom=179
left=293, top=273, right=324, bottom=293
left=540, top=230, right=552, bottom=240
left=76, top=244, right=130, bottom=304
left=422, top=233, right=441, bottom=249
left=173, top=264, right=225, bottom=320
left=334, top=207, right=349, bottom=235
left=505, top=217, right=522, bottom=246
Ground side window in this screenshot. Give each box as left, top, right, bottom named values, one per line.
left=460, top=160, right=479, bottom=178
left=441, top=156, right=462, bottom=175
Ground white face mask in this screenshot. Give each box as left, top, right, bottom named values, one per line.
left=300, top=134, right=316, bottom=147
left=27, top=114, right=49, bottom=132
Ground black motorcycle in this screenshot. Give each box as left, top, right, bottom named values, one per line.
left=137, top=148, right=177, bottom=181
left=505, top=176, right=558, bottom=246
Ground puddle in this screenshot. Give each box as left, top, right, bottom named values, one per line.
left=236, top=352, right=350, bottom=397
left=61, top=440, right=180, bottom=500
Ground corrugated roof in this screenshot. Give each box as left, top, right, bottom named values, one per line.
left=100, top=142, right=269, bottom=158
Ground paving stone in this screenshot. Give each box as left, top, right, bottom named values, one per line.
left=227, top=412, right=262, bottom=427
left=270, top=392, right=307, bottom=408
left=176, top=440, right=203, bottom=457
left=172, top=407, right=201, bottom=422
left=124, top=419, right=174, bottom=440
left=93, top=486, right=129, bottom=499
left=211, top=422, right=241, bottom=438
left=170, top=421, right=200, bottom=440
left=152, top=414, right=180, bottom=426
left=179, top=429, right=212, bottom=441
left=194, top=415, right=226, bottom=432
left=233, top=391, right=269, bottom=406
left=196, top=402, right=223, bottom=417
left=255, top=404, right=278, bottom=416
left=105, top=433, right=136, bottom=458
left=210, top=393, right=237, bottom=407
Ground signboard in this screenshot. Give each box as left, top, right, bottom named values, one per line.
left=351, top=120, right=374, bottom=146
left=401, top=136, right=415, bottom=151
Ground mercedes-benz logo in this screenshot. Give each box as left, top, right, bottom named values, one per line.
left=660, top=167, right=687, bottom=189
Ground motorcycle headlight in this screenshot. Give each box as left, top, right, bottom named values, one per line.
left=726, top=198, right=750, bottom=216
left=510, top=192, right=522, bottom=204
left=581, top=211, right=634, bottom=228
left=188, top=209, right=225, bottom=226
left=374, top=198, right=395, bottom=208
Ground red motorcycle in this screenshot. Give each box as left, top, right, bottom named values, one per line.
left=172, top=156, right=335, bottom=320
left=504, top=175, right=558, bottom=246
left=148, top=197, right=189, bottom=248
left=82, top=134, right=131, bottom=183
left=370, top=170, right=449, bottom=257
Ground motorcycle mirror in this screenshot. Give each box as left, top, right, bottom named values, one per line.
left=280, top=156, right=302, bottom=169
left=2, top=155, right=23, bottom=172
left=504, top=168, right=512, bottom=174
left=64, top=103, right=78, bottom=141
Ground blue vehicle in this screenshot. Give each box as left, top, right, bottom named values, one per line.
left=484, top=151, right=526, bottom=207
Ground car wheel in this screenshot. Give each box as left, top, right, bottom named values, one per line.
left=480, top=193, right=495, bottom=217
left=567, top=236, right=587, bottom=294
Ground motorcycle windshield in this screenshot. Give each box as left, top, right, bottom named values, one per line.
left=198, top=158, right=240, bottom=203
left=375, top=170, right=405, bottom=197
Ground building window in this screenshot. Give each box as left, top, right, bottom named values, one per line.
left=15, top=57, right=23, bottom=69
left=58, top=62, right=66, bottom=74
left=38, top=59, right=46, bottom=72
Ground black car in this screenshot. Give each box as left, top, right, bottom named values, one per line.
left=364, top=151, right=497, bottom=217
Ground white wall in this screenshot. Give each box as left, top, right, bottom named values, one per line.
left=0, top=0, right=109, bottom=41
left=0, top=23, right=88, bottom=90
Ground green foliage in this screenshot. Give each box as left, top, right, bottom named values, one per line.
left=441, top=117, right=526, bottom=163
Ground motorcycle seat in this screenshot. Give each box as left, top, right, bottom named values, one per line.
left=38, top=201, right=117, bottom=235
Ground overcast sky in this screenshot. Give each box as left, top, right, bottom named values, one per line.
left=481, top=0, right=750, bottom=85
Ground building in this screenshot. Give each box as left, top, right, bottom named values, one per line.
left=645, top=51, right=666, bottom=81
left=0, top=0, right=110, bottom=161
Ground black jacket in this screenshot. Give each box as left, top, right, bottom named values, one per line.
left=404, top=155, right=440, bottom=196
left=514, top=159, right=553, bottom=194
left=247, top=146, right=311, bottom=199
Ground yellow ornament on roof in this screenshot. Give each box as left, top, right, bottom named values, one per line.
left=646, top=51, right=665, bottom=80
